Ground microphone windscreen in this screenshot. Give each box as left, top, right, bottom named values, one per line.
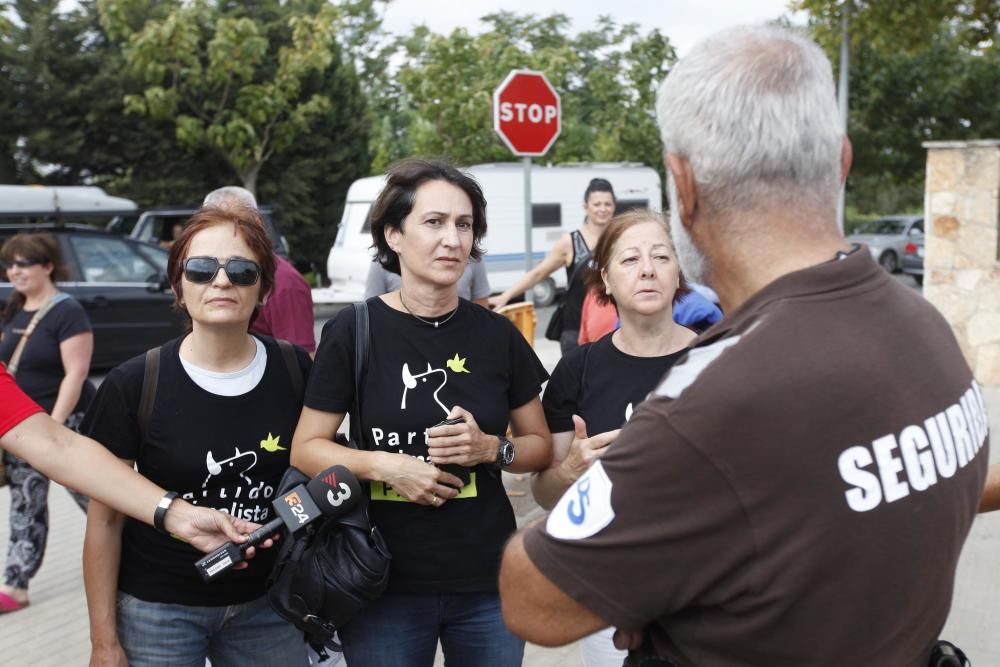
left=306, top=465, right=362, bottom=516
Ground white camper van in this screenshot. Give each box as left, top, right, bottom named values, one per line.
left=319, top=162, right=661, bottom=306
left=0, top=185, right=138, bottom=218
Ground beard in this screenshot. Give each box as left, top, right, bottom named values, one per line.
left=667, top=177, right=711, bottom=286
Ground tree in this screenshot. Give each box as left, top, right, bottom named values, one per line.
left=100, top=0, right=346, bottom=196
left=369, top=12, right=676, bottom=183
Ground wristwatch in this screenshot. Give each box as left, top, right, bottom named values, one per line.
left=494, top=435, right=515, bottom=470
left=154, top=491, right=179, bottom=534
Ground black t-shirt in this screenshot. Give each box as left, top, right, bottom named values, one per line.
left=0, top=298, right=92, bottom=412
left=80, top=336, right=311, bottom=606
left=306, top=297, right=548, bottom=593
left=543, top=333, right=687, bottom=435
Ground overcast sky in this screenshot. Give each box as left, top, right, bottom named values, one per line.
left=380, top=0, right=802, bottom=55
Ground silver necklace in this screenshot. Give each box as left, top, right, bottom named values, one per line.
left=398, top=291, right=458, bottom=328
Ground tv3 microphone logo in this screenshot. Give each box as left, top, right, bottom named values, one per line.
left=322, top=472, right=353, bottom=508
left=282, top=491, right=314, bottom=524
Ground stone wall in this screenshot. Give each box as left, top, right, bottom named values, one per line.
left=923, top=140, right=1000, bottom=386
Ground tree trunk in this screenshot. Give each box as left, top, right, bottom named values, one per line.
left=237, top=163, right=261, bottom=198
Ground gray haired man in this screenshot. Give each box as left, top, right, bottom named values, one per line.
left=203, top=187, right=316, bottom=354
left=500, top=25, right=987, bottom=665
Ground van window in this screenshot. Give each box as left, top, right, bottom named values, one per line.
left=336, top=203, right=373, bottom=247
left=615, top=199, right=649, bottom=215
left=532, top=204, right=561, bottom=228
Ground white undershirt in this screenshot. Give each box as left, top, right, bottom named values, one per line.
left=179, top=337, right=267, bottom=396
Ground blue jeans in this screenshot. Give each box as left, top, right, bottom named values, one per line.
left=115, top=591, right=308, bottom=667
left=339, top=592, right=524, bottom=667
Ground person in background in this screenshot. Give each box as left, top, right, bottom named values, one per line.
left=500, top=25, right=988, bottom=666
left=534, top=209, right=695, bottom=666
left=365, top=256, right=491, bottom=307
left=204, top=186, right=316, bottom=356
left=490, top=179, right=616, bottom=355
left=292, top=158, right=551, bottom=667
left=0, top=232, right=94, bottom=613
left=82, top=205, right=312, bottom=667
left=0, top=366, right=266, bottom=556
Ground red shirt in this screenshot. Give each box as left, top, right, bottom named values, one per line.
left=0, top=365, right=44, bottom=437
left=251, top=255, right=316, bottom=352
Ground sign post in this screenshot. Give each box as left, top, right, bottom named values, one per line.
left=492, top=69, right=561, bottom=302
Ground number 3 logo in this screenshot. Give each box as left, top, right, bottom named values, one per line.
left=327, top=483, right=353, bottom=507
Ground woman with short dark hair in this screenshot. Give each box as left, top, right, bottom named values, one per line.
left=0, top=231, right=94, bottom=613
left=490, top=178, right=617, bottom=354
left=293, top=158, right=552, bottom=666
left=81, top=205, right=311, bottom=666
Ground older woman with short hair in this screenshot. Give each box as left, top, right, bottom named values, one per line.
left=293, top=158, right=552, bottom=667
left=533, top=209, right=696, bottom=667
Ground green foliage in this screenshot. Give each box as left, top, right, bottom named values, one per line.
left=795, top=0, right=999, bottom=215
left=102, top=0, right=348, bottom=194
left=367, top=12, right=676, bottom=187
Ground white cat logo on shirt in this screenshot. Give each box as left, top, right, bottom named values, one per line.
left=546, top=460, right=616, bottom=540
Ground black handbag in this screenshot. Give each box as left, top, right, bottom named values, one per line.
left=265, top=301, right=391, bottom=646
left=545, top=230, right=591, bottom=341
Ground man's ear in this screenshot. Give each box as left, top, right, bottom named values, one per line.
left=840, top=136, right=853, bottom=186
left=664, top=152, right=698, bottom=229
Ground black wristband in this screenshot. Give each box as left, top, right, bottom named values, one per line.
left=153, top=491, right=179, bottom=534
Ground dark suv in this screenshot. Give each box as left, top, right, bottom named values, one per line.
left=0, top=223, right=185, bottom=370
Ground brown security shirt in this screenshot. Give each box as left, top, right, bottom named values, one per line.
left=523, top=249, right=989, bottom=666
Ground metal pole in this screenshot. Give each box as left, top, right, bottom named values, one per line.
left=522, top=156, right=534, bottom=304
left=836, top=1, right=850, bottom=234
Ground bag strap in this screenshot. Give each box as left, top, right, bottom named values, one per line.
left=138, top=346, right=161, bottom=439
left=566, top=230, right=592, bottom=288
left=349, top=301, right=370, bottom=449
left=7, top=292, right=71, bottom=376
left=276, top=339, right=303, bottom=403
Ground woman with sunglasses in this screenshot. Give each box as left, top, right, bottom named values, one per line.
left=80, top=206, right=312, bottom=667
left=0, top=232, right=94, bottom=613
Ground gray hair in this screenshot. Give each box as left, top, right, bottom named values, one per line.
left=656, top=25, right=843, bottom=215
left=203, top=186, right=258, bottom=209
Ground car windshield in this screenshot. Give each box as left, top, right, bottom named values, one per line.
left=858, top=218, right=908, bottom=235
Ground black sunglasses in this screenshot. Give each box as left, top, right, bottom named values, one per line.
left=183, top=256, right=261, bottom=286
left=0, top=258, right=46, bottom=270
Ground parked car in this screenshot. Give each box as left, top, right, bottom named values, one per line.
left=0, top=223, right=185, bottom=370
left=846, top=215, right=924, bottom=273
left=109, top=206, right=290, bottom=258
left=901, top=234, right=924, bottom=285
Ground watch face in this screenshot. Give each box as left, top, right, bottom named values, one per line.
left=501, top=438, right=515, bottom=466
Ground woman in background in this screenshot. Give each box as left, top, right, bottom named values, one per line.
left=490, top=178, right=616, bottom=355
left=0, top=232, right=93, bottom=613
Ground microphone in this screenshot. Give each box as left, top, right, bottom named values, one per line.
left=195, top=465, right=361, bottom=582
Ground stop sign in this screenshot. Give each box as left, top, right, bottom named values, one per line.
left=493, top=69, right=561, bottom=156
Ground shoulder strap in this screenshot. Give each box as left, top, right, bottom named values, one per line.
left=138, top=346, right=161, bottom=438
left=6, top=292, right=72, bottom=376
left=276, top=339, right=303, bottom=402
left=566, top=231, right=592, bottom=287
left=349, top=301, right=370, bottom=449
left=577, top=342, right=593, bottom=405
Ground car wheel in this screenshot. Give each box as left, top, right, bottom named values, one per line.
left=532, top=278, right=557, bottom=307
left=878, top=251, right=898, bottom=273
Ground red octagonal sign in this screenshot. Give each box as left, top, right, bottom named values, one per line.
left=493, top=69, right=561, bottom=157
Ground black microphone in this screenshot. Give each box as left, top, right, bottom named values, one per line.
left=195, top=465, right=361, bottom=582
